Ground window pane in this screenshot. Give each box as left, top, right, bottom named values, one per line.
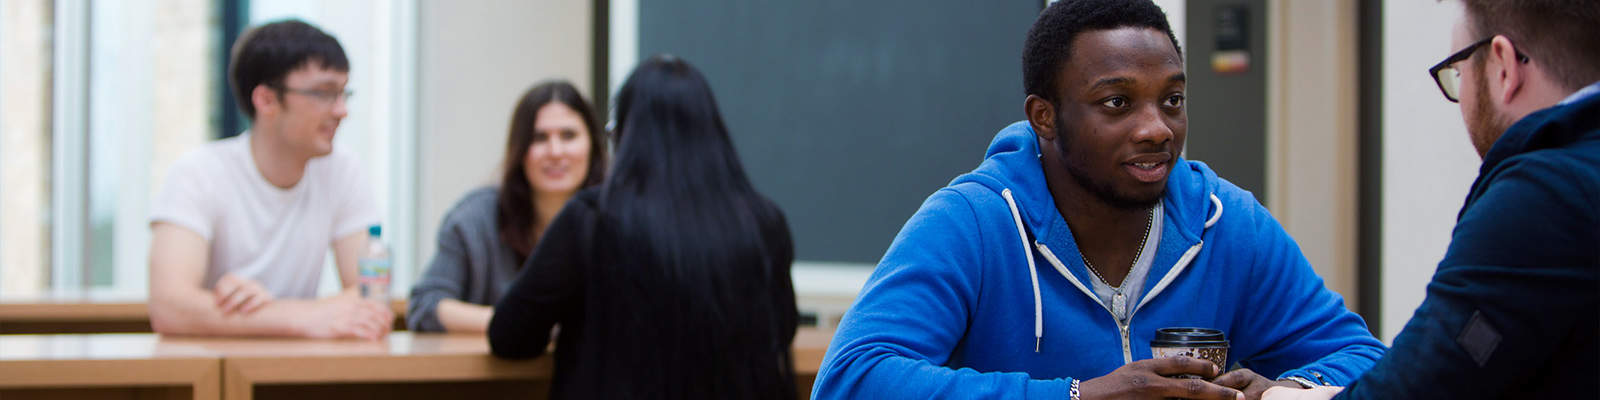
left=85, top=0, right=216, bottom=292
left=0, top=0, right=55, bottom=297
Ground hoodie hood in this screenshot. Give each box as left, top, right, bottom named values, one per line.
left=951, top=121, right=1222, bottom=251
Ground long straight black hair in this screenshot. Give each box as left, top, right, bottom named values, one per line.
left=596, top=54, right=796, bottom=398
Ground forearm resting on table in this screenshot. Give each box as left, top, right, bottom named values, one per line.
left=435, top=298, right=494, bottom=333
left=149, top=287, right=326, bottom=337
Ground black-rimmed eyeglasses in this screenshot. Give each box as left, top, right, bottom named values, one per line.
left=1428, top=37, right=1529, bottom=103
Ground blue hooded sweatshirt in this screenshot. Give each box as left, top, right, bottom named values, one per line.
left=812, top=121, right=1385, bottom=399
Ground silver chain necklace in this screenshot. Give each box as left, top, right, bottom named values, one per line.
left=1079, top=205, right=1154, bottom=320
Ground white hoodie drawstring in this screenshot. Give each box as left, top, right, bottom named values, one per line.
left=1001, top=189, right=1043, bottom=352
left=1206, top=194, right=1223, bottom=228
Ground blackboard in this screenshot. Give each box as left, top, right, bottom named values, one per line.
left=638, top=1, right=1042, bottom=264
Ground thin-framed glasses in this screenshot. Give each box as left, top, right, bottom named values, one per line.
left=271, top=84, right=354, bottom=105
left=1428, top=36, right=1529, bottom=103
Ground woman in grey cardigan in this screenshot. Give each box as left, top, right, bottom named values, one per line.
left=407, top=81, right=607, bottom=332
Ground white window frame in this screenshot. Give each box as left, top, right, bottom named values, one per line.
left=50, top=0, right=89, bottom=294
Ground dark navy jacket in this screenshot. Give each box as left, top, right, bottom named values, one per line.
left=1338, top=85, right=1600, bottom=398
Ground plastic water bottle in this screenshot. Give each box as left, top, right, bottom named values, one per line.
left=358, top=225, right=392, bottom=303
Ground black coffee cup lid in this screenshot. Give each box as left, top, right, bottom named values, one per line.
left=1151, top=327, right=1228, bottom=347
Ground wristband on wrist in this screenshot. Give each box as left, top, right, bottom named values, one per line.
left=1283, top=375, right=1320, bottom=389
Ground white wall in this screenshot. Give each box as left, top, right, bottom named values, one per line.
left=1152, top=0, right=1186, bottom=54
left=1379, top=0, right=1481, bottom=343
left=415, top=0, right=593, bottom=277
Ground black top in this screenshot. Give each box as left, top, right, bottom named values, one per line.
left=488, top=188, right=798, bottom=399
left=1336, top=89, right=1600, bottom=399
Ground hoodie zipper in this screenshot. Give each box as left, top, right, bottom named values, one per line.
left=1006, top=183, right=1223, bottom=363
left=1119, top=323, right=1132, bottom=364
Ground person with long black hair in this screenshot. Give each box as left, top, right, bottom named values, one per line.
left=407, top=81, right=607, bottom=333
left=488, top=55, right=798, bottom=399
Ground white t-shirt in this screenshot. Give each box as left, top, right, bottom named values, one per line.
left=151, top=134, right=378, bottom=299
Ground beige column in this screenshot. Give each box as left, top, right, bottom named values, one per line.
left=1266, top=0, right=1361, bottom=310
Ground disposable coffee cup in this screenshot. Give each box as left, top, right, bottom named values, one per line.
left=1150, top=327, right=1229, bottom=379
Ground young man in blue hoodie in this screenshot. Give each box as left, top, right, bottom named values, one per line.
left=1265, top=1, right=1600, bottom=399
left=812, top=1, right=1385, bottom=399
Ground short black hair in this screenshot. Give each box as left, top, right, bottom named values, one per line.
left=1023, top=0, right=1182, bottom=103
left=228, top=19, right=349, bottom=120
left=1459, top=0, right=1600, bottom=91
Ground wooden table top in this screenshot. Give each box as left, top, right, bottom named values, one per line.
left=0, top=298, right=408, bottom=321
left=0, top=333, right=217, bottom=361
left=0, top=301, right=149, bottom=322
left=0, top=327, right=834, bottom=371
left=1, top=327, right=834, bottom=400
left=0, top=333, right=223, bottom=399
left=162, top=332, right=490, bottom=358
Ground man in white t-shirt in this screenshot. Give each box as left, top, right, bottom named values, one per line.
left=147, top=19, right=392, bottom=339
